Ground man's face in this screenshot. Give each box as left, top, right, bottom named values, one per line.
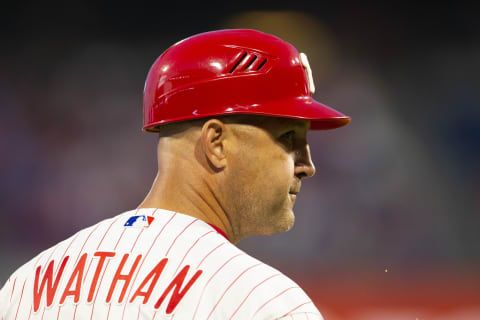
left=222, top=116, right=316, bottom=238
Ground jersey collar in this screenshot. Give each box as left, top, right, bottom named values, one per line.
left=207, top=223, right=230, bottom=241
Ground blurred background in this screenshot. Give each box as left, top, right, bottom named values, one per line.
left=1, top=1, right=479, bottom=319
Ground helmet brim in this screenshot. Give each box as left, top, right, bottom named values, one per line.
left=143, top=96, right=350, bottom=132
left=240, top=96, right=351, bottom=130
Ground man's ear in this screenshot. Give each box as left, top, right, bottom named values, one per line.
left=201, top=119, right=227, bottom=169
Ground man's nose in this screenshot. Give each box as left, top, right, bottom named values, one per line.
left=294, top=144, right=316, bottom=179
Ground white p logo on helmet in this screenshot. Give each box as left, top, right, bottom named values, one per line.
left=300, top=52, right=315, bottom=94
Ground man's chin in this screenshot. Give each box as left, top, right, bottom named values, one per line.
left=266, top=209, right=295, bottom=235
left=282, top=211, right=295, bottom=232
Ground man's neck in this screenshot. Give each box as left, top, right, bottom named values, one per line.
left=138, top=173, right=239, bottom=243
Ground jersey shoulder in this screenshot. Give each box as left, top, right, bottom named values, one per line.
left=190, top=237, right=322, bottom=320
left=0, top=213, right=119, bottom=319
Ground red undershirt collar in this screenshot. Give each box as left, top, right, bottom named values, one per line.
left=207, top=223, right=230, bottom=241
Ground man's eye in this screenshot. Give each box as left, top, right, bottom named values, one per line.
left=280, top=130, right=295, bottom=146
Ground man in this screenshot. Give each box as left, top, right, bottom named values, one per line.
left=0, top=29, right=349, bottom=319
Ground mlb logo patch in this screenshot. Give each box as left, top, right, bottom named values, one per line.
left=124, top=215, right=155, bottom=228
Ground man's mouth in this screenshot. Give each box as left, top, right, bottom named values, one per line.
left=289, top=187, right=300, bottom=195
left=289, top=183, right=300, bottom=201
left=289, top=188, right=299, bottom=201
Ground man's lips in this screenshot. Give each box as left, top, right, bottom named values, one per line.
left=289, top=187, right=300, bottom=195
left=289, top=187, right=300, bottom=200
left=290, top=182, right=301, bottom=200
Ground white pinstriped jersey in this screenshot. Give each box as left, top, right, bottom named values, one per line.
left=0, top=208, right=323, bottom=319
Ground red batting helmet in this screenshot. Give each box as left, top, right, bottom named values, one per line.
left=143, top=29, right=350, bottom=131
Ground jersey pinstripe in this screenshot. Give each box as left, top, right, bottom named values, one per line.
left=0, top=208, right=323, bottom=319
